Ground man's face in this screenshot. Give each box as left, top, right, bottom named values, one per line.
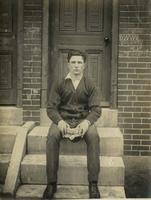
left=68, top=55, right=85, bottom=76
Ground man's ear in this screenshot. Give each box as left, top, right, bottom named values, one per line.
left=83, top=62, right=87, bottom=69
left=67, top=62, right=70, bottom=70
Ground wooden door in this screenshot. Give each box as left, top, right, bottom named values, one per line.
left=49, top=0, right=112, bottom=106
left=0, top=0, right=17, bottom=105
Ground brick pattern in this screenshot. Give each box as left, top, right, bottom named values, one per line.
left=23, top=0, right=42, bottom=124
left=118, top=0, right=151, bottom=156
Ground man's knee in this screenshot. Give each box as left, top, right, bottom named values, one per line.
left=47, top=123, right=61, bottom=143
left=84, top=125, right=100, bottom=144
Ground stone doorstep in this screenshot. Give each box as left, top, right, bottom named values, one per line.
left=21, top=154, right=124, bottom=186
left=0, top=107, right=23, bottom=126
left=0, top=154, right=11, bottom=183
left=0, top=126, right=19, bottom=153
left=16, top=184, right=126, bottom=199
left=40, top=108, right=118, bottom=127
left=27, top=126, right=123, bottom=156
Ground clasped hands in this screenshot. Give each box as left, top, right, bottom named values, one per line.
left=58, top=119, right=90, bottom=139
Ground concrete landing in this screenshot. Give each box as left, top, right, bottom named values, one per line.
left=21, top=154, right=124, bottom=186
left=16, top=184, right=126, bottom=199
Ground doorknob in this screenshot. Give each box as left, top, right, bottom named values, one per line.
left=104, top=36, right=109, bottom=42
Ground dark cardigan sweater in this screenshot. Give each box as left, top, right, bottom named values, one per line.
left=47, top=76, right=102, bottom=125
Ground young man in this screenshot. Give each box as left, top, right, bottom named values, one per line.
left=44, top=50, right=102, bottom=199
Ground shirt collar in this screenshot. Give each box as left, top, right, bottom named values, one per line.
left=65, top=73, right=83, bottom=81
left=65, top=73, right=72, bottom=80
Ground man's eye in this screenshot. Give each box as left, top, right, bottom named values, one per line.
left=70, top=61, right=82, bottom=64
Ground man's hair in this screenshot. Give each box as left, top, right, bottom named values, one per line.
left=67, top=50, right=86, bottom=63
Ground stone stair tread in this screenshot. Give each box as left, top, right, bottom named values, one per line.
left=0, top=154, right=11, bottom=163
left=0, top=107, right=23, bottom=126
left=0, top=127, right=17, bottom=153
left=98, top=127, right=122, bottom=138
left=22, top=154, right=124, bottom=168
left=21, top=154, right=124, bottom=185
left=16, top=184, right=126, bottom=199
left=29, top=126, right=122, bottom=138
left=0, top=126, right=19, bottom=135
left=28, top=127, right=123, bottom=156
left=28, top=126, right=49, bottom=137
left=0, top=154, right=11, bottom=183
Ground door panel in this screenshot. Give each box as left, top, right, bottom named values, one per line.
left=49, top=0, right=112, bottom=106
left=87, top=51, right=103, bottom=90
left=0, top=54, right=12, bottom=89
left=59, top=0, right=76, bottom=31
left=86, top=0, right=103, bottom=32
left=0, top=0, right=17, bottom=104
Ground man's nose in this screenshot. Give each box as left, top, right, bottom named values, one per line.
left=75, top=62, right=79, bottom=66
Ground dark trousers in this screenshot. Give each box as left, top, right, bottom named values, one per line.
left=46, top=123, right=100, bottom=184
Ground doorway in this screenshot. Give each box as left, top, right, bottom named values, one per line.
left=0, top=0, right=17, bottom=105
left=48, top=0, right=112, bottom=106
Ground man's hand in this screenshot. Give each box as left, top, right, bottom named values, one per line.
left=58, top=120, right=69, bottom=136
left=77, top=120, right=91, bottom=137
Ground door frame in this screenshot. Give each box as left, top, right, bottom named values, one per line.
left=16, top=0, right=24, bottom=107
left=0, top=0, right=23, bottom=107
left=41, top=0, right=119, bottom=109
left=0, top=0, right=19, bottom=107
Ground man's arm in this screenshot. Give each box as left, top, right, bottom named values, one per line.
left=47, top=81, right=70, bottom=135
left=86, top=82, right=102, bottom=125
left=77, top=80, right=101, bottom=137
left=47, top=82, right=63, bottom=124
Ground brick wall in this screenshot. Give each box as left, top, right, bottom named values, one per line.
left=118, top=0, right=151, bottom=156
left=23, top=0, right=42, bottom=124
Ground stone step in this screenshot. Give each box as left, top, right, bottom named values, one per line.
left=0, top=107, right=23, bottom=126
left=0, top=154, right=11, bottom=183
left=21, top=154, right=124, bottom=186
left=28, top=127, right=123, bottom=156
left=0, top=126, right=19, bottom=153
left=40, top=108, right=118, bottom=127
left=16, top=184, right=126, bottom=199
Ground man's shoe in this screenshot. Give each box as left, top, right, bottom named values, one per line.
left=89, top=182, right=100, bottom=199
left=43, top=183, right=57, bottom=199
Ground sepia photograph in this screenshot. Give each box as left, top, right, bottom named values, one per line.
left=0, top=0, right=151, bottom=199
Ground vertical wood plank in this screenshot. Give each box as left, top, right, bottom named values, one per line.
left=17, top=0, right=23, bottom=107
left=0, top=0, right=17, bottom=104
left=111, top=0, right=119, bottom=108
left=41, top=0, right=49, bottom=108
left=77, top=0, right=86, bottom=32
left=103, top=0, right=112, bottom=103
left=86, top=0, right=103, bottom=32
left=59, top=0, right=76, bottom=31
